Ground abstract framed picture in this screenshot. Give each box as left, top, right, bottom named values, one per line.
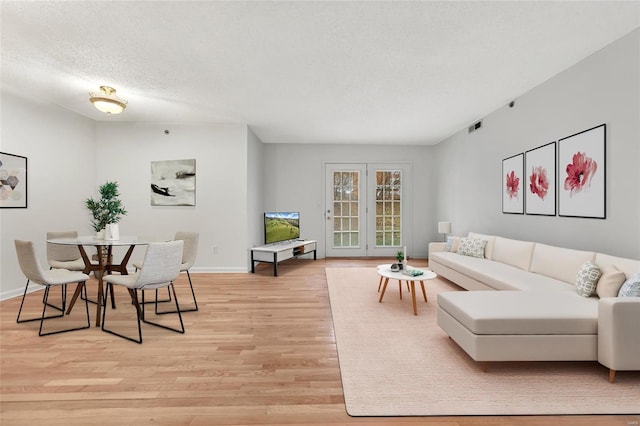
left=558, top=124, right=606, bottom=219
left=150, top=159, right=196, bottom=206
left=0, top=152, right=27, bottom=208
left=502, top=153, right=524, bottom=214
left=525, top=142, right=556, bottom=216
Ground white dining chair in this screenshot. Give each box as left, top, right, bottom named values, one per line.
left=15, top=240, right=91, bottom=336
left=101, top=240, right=184, bottom=343
left=133, top=231, right=199, bottom=312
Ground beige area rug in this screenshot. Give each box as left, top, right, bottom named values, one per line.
left=326, top=267, right=640, bottom=416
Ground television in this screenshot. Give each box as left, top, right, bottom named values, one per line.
left=264, top=211, right=300, bottom=244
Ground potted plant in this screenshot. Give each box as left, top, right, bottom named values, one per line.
left=85, top=181, right=127, bottom=240
left=394, top=250, right=405, bottom=270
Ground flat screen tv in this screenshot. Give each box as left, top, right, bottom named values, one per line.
left=264, top=211, right=300, bottom=244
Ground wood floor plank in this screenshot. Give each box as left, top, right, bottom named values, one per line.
left=0, top=258, right=635, bottom=425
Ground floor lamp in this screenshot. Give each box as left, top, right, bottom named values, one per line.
left=438, top=221, right=451, bottom=242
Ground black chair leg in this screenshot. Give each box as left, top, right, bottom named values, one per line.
left=101, top=283, right=143, bottom=344
left=17, top=280, right=64, bottom=323
left=142, top=283, right=185, bottom=334
left=38, top=283, right=90, bottom=336
left=156, top=271, right=197, bottom=314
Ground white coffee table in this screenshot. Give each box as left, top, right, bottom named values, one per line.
left=377, top=266, right=437, bottom=315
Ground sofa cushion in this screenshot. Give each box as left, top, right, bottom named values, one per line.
left=596, top=265, right=627, bottom=298
left=468, top=232, right=496, bottom=260
left=445, top=236, right=461, bottom=252
left=575, top=261, right=601, bottom=297
left=430, top=251, right=575, bottom=292
left=457, top=237, right=487, bottom=258
left=491, top=237, right=535, bottom=271
left=618, top=273, right=640, bottom=297
left=438, top=291, right=598, bottom=335
left=529, top=243, right=595, bottom=285
left=594, top=253, right=640, bottom=279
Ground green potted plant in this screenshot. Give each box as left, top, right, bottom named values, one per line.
left=85, top=181, right=127, bottom=240
left=395, top=250, right=405, bottom=270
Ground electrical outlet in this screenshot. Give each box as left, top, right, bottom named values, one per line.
left=212, top=245, right=218, bottom=254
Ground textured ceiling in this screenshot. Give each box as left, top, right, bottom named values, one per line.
left=1, top=1, right=639, bottom=145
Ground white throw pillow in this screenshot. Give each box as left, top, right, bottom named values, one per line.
left=618, top=273, right=640, bottom=297
left=445, top=236, right=461, bottom=253
left=456, top=237, right=487, bottom=259
left=575, top=261, right=601, bottom=297
left=595, top=265, right=627, bottom=298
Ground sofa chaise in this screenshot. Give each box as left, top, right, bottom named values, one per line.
left=429, top=232, right=640, bottom=382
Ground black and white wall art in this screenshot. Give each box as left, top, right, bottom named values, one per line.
left=150, top=159, right=196, bottom=206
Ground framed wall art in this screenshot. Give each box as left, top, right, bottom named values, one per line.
left=150, top=159, right=196, bottom=206
left=0, top=152, right=28, bottom=208
left=558, top=124, right=606, bottom=219
left=525, top=142, right=556, bottom=216
left=502, top=153, right=524, bottom=214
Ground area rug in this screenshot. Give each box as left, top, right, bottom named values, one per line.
left=326, top=267, right=640, bottom=416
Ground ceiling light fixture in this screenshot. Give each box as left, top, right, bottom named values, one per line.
left=89, top=86, right=127, bottom=114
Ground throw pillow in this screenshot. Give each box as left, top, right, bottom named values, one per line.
left=445, top=236, right=461, bottom=253
left=456, top=237, right=487, bottom=259
left=618, top=272, right=640, bottom=297
left=596, top=265, right=627, bottom=298
left=575, top=261, right=601, bottom=297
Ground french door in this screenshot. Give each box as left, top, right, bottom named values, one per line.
left=325, top=163, right=411, bottom=258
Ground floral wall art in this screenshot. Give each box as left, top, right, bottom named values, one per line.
left=558, top=124, right=606, bottom=219
left=502, top=153, right=524, bottom=214
left=525, top=142, right=556, bottom=216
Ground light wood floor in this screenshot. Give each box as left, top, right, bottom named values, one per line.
left=0, top=258, right=634, bottom=425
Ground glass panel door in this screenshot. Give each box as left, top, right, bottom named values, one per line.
left=325, top=164, right=366, bottom=257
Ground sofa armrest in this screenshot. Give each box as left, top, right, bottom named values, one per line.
left=598, top=297, right=640, bottom=381
left=428, top=242, right=446, bottom=258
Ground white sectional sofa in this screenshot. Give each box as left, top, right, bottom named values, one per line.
left=429, top=232, right=640, bottom=382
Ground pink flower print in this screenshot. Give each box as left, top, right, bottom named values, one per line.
left=529, top=166, right=549, bottom=200
left=564, top=152, right=597, bottom=196
left=506, top=170, right=520, bottom=199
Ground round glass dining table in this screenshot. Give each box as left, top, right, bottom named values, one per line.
left=46, top=236, right=151, bottom=326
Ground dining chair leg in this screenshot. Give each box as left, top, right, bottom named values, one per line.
left=44, top=272, right=67, bottom=312
left=101, top=283, right=143, bottom=344
left=39, top=283, right=90, bottom=336
left=155, top=271, right=197, bottom=314
left=17, top=280, right=64, bottom=323
left=142, top=283, right=185, bottom=334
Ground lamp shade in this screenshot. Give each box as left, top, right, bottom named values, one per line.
left=438, top=221, right=451, bottom=234
left=89, top=86, right=127, bottom=114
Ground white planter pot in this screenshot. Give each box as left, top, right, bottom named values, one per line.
left=96, top=229, right=105, bottom=240
left=104, top=223, right=120, bottom=241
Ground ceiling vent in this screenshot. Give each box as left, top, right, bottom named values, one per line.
left=468, top=120, right=482, bottom=134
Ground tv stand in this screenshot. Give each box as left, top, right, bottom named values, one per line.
left=251, top=240, right=317, bottom=276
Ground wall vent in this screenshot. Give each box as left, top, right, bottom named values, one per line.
left=468, top=120, right=482, bottom=134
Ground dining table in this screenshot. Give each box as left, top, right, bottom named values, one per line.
left=46, top=236, right=151, bottom=326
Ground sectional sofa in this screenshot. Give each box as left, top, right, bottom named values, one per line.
left=428, top=232, right=640, bottom=382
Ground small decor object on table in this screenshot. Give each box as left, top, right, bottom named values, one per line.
left=85, top=181, right=127, bottom=240
left=393, top=250, right=405, bottom=271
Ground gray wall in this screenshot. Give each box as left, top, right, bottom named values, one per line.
left=261, top=143, right=437, bottom=258
left=433, top=29, right=640, bottom=258
left=0, top=89, right=96, bottom=299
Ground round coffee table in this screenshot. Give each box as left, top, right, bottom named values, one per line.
left=377, top=266, right=437, bottom=315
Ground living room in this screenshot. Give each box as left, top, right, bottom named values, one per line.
left=0, top=2, right=639, bottom=424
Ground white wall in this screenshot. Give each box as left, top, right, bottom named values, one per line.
left=93, top=122, right=250, bottom=272
left=247, top=126, right=265, bottom=266
left=0, top=89, right=96, bottom=299
left=433, top=29, right=640, bottom=258
left=262, top=143, right=437, bottom=258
